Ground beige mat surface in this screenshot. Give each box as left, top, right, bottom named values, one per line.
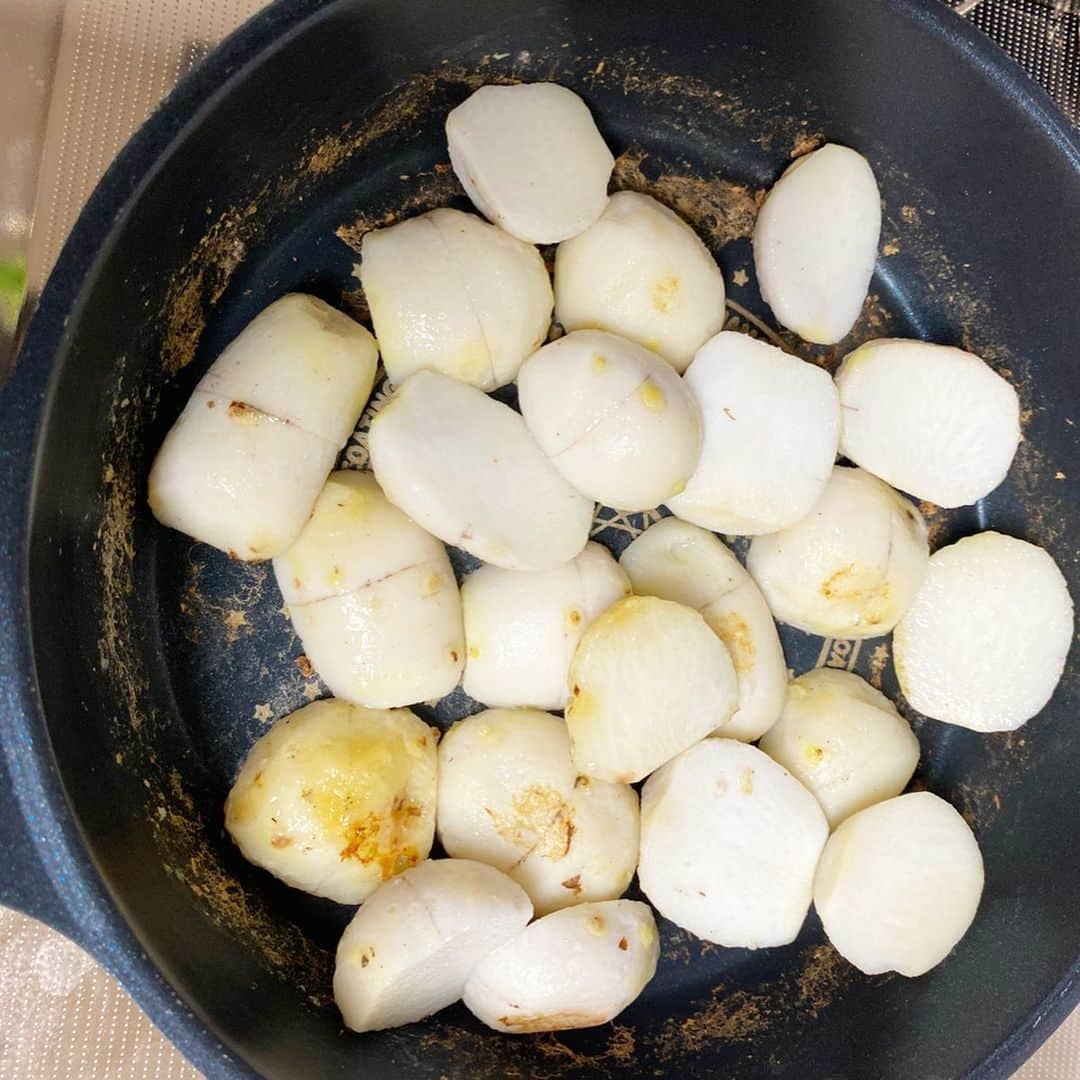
left=1, top=0, right=1077, bottom=1077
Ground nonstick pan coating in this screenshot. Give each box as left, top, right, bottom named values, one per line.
left=0, top=1, right=1077, bottom=1076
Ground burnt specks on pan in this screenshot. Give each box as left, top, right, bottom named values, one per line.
left=611, top=146, right=763, bottom=250
left=651, top=944, right=856, bottom=1060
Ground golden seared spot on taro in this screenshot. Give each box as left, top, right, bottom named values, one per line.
left=707, top=611, right=755, bottom=673
left=650, top=274, right=680, bottom=313
left=486, top=784, right=576, bottom=860
left=803, top=743, right=827, bottom=766
left=591, top=594, right=648, bottom=631
left=223, top=773, right=263, bottom=827
left=496, top=1010, right=607, bottom=1033
left=636, top=379, right=666, bottom=411
left=331, top=486, right=370, bottom=522
left=455, top=348, right=489, bottom=383
left=586, top=912, right=607, bottom=936
left=423, top=571, right=444, bottom=597
left=468, top=644, right=481, bottom=660
left=336, top=800, right=422, bottom=880
left=820, top=563, right=891, bottom=625
left=566, top=607, right=583, bottom=628
left=821, top=562, right=882, bottom=601
left=473, top=721, right=495, bottom=740
left=341, top=816, right=390, bottom=862
left=227, top=400, right=264, bottom=423
left=788, top=681, right=810, bottom=701
left=287, top=732, right=430, bottom=874
left=566, top=684, right=598, bottom=722
left=591, top=352, right=608, bottom=373
left=246, top=532, right=278, bottom=558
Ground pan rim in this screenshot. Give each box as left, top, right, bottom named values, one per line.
left=0, top=0, right=1076, bottom=1075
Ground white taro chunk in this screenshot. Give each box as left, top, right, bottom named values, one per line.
left=446, top=82, right=614, bottom=244
left=148, top=294, right=377, bottom=559
left=747, top=466, right=929, bottom=639
left=224, top=699, right=437, bottom=904
left=554, top=191, right=727, bottom=372
left=565, top=595, right=738, bottom=783
left=639, top=739, right=828, bottom=948
left=620, top=518, right=786, bottom=741
left=759, top=668, right=920, bottom=827
left=369, top=370, right=593, bottom=571
left=437, top=709, right=640, bottom=915
left=668, top=332, right=840, bottom=535
left=273, top=472, right=464, bottom=708
left=893, top=532, right=1074, bottom=732
left=517, top=330, right=702, bottom=512
left=463, top=900, right=659, bottom=1033
left=814, top=792, right=984, bottom=977
left=333, top=859, right=532, bottom=1032
left=753, top=143, right=882, bottom=344
left=461, top=543, right=630, bottom=710
left=835, top=339, right=1021, bottom=508
left=360, top=208, right=553, bottom=390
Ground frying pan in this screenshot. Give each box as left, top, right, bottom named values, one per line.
left=0, top=0, right=1077, bottom=1076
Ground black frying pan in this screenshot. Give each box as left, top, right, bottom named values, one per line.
left=0, top=1, right=1077, bottom=1076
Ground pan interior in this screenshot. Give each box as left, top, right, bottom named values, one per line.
left=26, top=3, right=1079, bottom=1076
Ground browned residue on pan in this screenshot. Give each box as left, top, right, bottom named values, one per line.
left=793, top=292, right=900, bottom=374
left=917, top=499, right=951, bottom=551
left=420, top=1017, right=637, bottom=1078
left=160, top=197, right=263, bottom=376
left=953, top=730, right=1033, bottom=833
left=160, top=72, right=498, bottom=377
left=867, top=642, right=891, bottom=690
left=653, top=944, right=855, bottom=1060
left=791, top=131, right=825, bottom=158
left=179, top=549, right=269, bottom=644
left=96, top=361, right=142, bottom=732
left=305, top=67, right=510, bottom=179
left=612, top=146, right=762, bottom=249
left=334, top=168, right=464, bottom=253
left=658, top=989, right=768, bottom=1052
left=533, top=1024, right=636, bottom=1066
left=339, top=284, right=369, bottom=324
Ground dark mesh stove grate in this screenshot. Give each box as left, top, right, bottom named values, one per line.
left=954, top=0, right=1080, bottom=122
